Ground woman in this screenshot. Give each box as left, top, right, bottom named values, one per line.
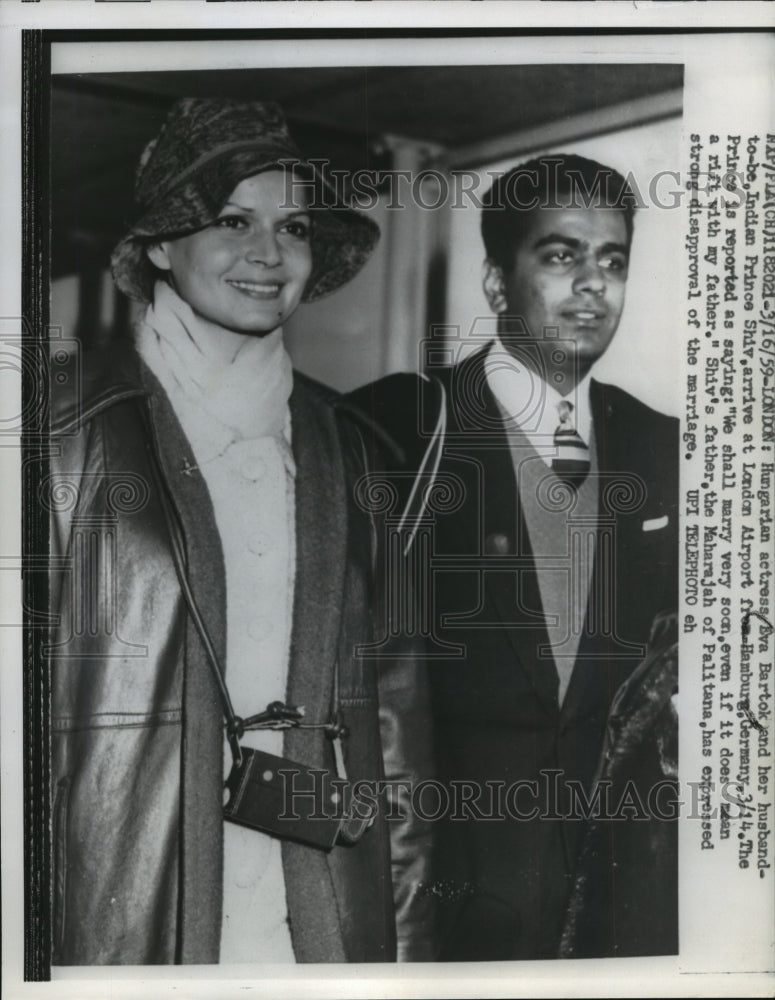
left=49, top=98, right=430, bottom=965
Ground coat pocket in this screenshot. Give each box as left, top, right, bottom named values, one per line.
left=52, top=776, right=70, bottom=961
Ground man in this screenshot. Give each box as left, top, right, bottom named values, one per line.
left=434, top=153, right=679, bottom=960
left=365, top=153, right=678, bottom=960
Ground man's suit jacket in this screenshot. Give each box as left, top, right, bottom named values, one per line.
left=370, top=344, right=678, bottom=960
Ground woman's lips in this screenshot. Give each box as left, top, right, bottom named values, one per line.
left=226, top=279, right=283, bottom=299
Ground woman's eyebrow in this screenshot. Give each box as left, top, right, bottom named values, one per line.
left=221, top=200, right=311, bottom=217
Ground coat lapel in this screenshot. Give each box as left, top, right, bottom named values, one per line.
left=140, top=364, right=226, bottom=963
left=283, top=379, right=348, bottom=760
left=281, top=377, right=349, bottom=963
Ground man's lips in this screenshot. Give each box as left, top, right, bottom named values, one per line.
left=560, top=306, right=607, bottom=324
left=226, top=279, right=284, bottom=299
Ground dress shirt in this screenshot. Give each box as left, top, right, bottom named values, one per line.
left=484, top=336, right=593, bottom=461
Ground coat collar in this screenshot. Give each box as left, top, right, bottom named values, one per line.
left=50, top=337, right=148, bottom=435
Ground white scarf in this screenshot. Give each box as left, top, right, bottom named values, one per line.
left=135, top=278, right=295, bottom=472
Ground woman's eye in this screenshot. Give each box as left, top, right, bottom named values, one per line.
left=214, top=215, right=247, bottom=230
left=281, top=219, right=311, bottom=240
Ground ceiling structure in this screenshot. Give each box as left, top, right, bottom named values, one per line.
left=50, top=63, right=683, bottom=278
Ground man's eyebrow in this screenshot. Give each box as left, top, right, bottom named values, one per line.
left=531, top=234, right=629, bottom=257
left=598, top=241, right=629, bottom=257
left=532, top=234, right=580, bottom=250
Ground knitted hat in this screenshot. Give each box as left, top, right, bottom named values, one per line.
left=110, top=98, right=379, bottom=303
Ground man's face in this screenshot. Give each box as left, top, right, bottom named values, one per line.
left=486, top=207, right=629, bottom=387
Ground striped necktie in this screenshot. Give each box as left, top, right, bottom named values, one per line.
left=551, top=399, right=590, bottom=486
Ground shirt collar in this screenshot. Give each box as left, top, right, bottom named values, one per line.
left=484, top=336, right=594, bottom=459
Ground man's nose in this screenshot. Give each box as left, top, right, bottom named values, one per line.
left=572, top=259, right=605, bottom=296
left=246, top=228, right=282, bottom=267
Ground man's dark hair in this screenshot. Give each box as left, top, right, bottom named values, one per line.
left=481, top=153, right=637, bottom=270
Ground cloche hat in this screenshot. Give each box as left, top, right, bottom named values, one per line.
left=110, top=97, right=380, bottom=303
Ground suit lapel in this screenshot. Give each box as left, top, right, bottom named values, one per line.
left=448, top=348, right=559, bottom=716
left=562, top=381, right=651, bottom=720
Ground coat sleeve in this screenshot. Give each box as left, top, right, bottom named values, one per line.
left=341, top=373, right=445, bottom=961
left=377, top=634, right=437, bottom=961
left=559, top=611, right=679, bottom=958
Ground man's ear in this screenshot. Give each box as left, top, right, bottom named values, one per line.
left=482, top=258, right=507, bottom=314
left=146, top=243, right=172, bottom=272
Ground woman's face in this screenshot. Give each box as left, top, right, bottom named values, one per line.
left=147, top=170, right=313, bottom=335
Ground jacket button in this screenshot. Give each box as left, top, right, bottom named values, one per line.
left=485, top=532, right=510, bottom=555
left=241, top=456, right=267, bottom=482
left=247, top=532, right=268, bottom=555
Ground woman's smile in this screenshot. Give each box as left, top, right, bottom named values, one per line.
left=226, top=279, right=285, bottom=299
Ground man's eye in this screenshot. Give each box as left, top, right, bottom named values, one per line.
left=543, top=249, right=574, bottom=265
left=600, top=255, right=628, bottom=272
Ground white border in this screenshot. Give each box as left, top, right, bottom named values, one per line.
left=2, top=0, right=774, bottom=32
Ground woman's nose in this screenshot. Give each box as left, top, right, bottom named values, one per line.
left=572, top=259, right=605, bottom=296
left=246, top=229, right=282, bottom=267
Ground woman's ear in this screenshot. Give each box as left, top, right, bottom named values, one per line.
left=146, top=243, right=172, bottom=272
left=482, top=258, right=507, bottom=314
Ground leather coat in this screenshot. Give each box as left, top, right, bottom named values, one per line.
left=48, top=341, right=434, bottom=964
